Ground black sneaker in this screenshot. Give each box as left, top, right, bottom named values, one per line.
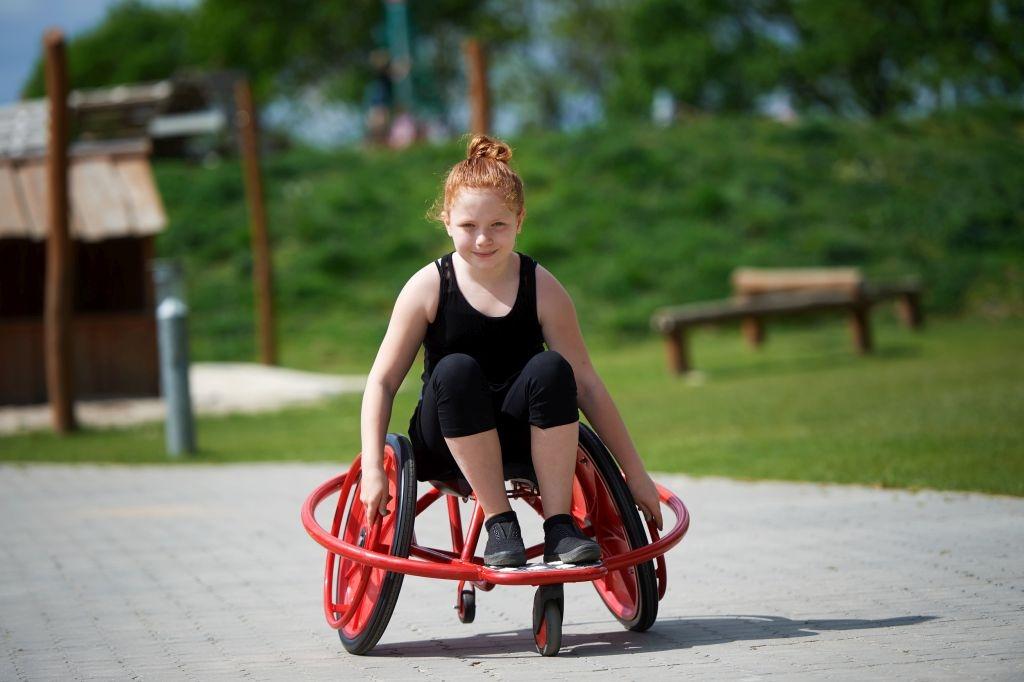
left=543, top=514, right=601, bottom=564
left=484, top=511, right=527, bottom=567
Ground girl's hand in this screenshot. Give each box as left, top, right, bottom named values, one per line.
left=360, top=463, right=392, bottom=525
left=626, top=471, right=663, bottom=531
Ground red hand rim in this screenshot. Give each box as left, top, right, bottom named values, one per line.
left=322, top=452, right=392, bottom=630
left=302, top=460, right=690, bottom=593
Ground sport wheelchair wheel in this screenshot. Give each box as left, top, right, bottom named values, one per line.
left=329, top=434, right=417, bottom=655
left=574, top=424, right=659, bottom=631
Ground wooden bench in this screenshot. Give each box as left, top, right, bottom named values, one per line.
left=650, top=268, right=923, bottom=374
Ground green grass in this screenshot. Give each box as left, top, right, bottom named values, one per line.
left=2, top=317, right=1021, bottom=497
left=152, top=108, right=1024, bottom=372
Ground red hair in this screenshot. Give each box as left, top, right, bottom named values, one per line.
left=432, top=134, right=525, bottom=222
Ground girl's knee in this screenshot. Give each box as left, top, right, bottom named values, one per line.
left=525, top=350, right=576, bottom=389
left=430, top=354, right=495, bottom=437
left=523, top=351, right=578, bottom=428
left=433, top=353, right=486, bottom=388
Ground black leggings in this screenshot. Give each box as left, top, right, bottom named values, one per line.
left=409, top=351, right=579, bottom=482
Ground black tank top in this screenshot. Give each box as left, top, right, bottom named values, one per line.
left=421, top=251, right=545, bottom=391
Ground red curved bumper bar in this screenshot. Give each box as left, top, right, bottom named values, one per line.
left=301, top=469, right=690, bottom=586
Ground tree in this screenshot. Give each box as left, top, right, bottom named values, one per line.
left=189, top=0, right=528, bottom=112
left=616, top=0, right=783, bottom=114
left=555, top=0, right=1023, bottom=120
left=769, top=0, right=1024, bottom=117
left=21, top=0, right=195, bottom=98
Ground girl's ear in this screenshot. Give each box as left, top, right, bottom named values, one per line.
left=441, top=210, right=452, bottom=235
left=516, top=208, right=526, bottom=233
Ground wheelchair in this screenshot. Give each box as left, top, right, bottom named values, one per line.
left=301, top=423, right=690, bottom=657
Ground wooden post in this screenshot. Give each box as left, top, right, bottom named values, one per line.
left=740, top=316, right=765, bottom=347
left=664, top=328, right=690, bottom=375
left=43, top=29, right=76, bottom=433
left=848, top=303, right=874, bottom=354
left=463, top=38, right=490, bottom=135
left=234, top=78, right=277, bottom=366
left=897, top=292, right=923, bottom=330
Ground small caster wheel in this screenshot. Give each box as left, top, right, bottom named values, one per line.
left=532, top=584, right=564, bottom=657
left=458, top=588, right=476, bottom=624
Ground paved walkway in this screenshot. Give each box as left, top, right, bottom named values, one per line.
left=1, top=464, right=1021, bottom=680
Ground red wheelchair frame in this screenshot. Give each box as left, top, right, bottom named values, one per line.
left=301, top=424, right=690, bottom=656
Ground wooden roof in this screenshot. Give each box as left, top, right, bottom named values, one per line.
left=0, top=140, right=166, bottom=242
left=0, top=76, right=233, bottom=160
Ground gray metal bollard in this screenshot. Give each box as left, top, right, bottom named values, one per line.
left=152, top=261, right=196, bottom=456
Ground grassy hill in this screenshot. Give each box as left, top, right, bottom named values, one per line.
left=153, top=107, right=1024, bottom=371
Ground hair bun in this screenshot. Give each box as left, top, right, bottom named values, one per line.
left=467, top=134, right=512, bottom=162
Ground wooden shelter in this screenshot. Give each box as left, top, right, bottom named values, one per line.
left=0, top=135, right=166, bottom=405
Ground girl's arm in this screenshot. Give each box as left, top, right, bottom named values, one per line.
left=359, top=264, right=438, bottom=522
left=536, top=266, right=664, bottom=529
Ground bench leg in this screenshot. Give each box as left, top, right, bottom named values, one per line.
left=664, top=329, right=690, bottom=375
left=848, top=304, right=874, bottom=354
left=741, top=316, right=765, bottom=348
left=897, top=292, right=924, bottom=330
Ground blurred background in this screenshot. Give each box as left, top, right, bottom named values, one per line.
left=0, top=0, right=1021, bottom=495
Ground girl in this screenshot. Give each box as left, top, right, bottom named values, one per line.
left=359, top=134, right=663, bottom=567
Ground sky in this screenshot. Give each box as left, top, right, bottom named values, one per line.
left=0, top=0, right=193, bottom=105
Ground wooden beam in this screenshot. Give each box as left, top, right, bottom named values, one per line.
left=897, top=291, right=924, bottom=329
left=664, top=329, right=689, bottom=375
left=732, top=267, right=863, bottom=296
left=234, top=78, right=277, bottom=366
left=463, top=38, right=490, bottom=135
left=741, top=316, right=765, bottom=348
left=848, top=303, right=874, bottom=354
left=43, top=28, right=76, bottom=433
left=867, top=281, right=925, bottom=330
left=652, top=290, right=859, bottom=331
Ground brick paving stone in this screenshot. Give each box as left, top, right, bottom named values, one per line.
left=1, top=463, right=1022, bottom=680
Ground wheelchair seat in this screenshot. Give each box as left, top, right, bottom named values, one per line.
left=429, top=469, right=539, bottom=499
left=428, top=478, right=474, bottom=497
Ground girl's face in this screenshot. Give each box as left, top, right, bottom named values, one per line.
left=444, top=188, right=523, bottom=271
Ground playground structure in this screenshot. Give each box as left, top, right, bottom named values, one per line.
left=301, top=424, right=690, bottom=657
left=0, top=135, right=165, bottom=405
left=0, top=29, right=280, bottom=432
left=651, top=267, right=924, bottom=374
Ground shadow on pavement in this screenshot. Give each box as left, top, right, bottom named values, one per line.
left=373, top=613, right=937, bottom=658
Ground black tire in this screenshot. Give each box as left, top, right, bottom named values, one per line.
left=578, top=423, right=659, bottom=632
left=533, top=585, right=563, bottom=657
left=339, top=433, right=417, bottom=655
left=458, top=589, right=476, bottom=624
left=535, top=600, right=562, bottom=657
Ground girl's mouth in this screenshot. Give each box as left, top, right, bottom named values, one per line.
left=474, top=250, right=497, bottom=257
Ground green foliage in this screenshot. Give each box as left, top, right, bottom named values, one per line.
left=560, top=0, right=1024, bottom=119
left=150, top=112, right=1023, bottom=373
left=20, top=0, right=1021, bottom=126
left=609, top=0, right=782, bottom=114
left=176, top=0, right=527, bottom=104
left=188, top=0, right=380, bottom=101
left=21, top=0, right=525, bottom=114
left=777, top=0, right=1024, bottom=117
left=21, top=0, right=195, bottom=98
